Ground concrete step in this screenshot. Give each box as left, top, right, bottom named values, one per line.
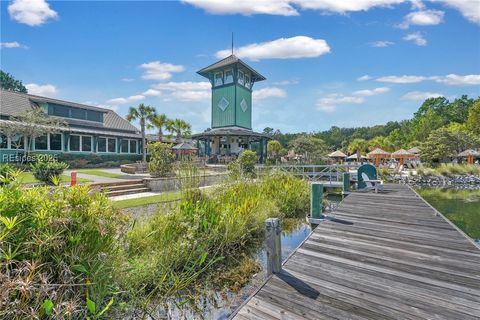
left=97, top=183, right=146, bottom=192
left=90, top=180, right=144, bottom=188
left=105, top=187, right=151, bottom=197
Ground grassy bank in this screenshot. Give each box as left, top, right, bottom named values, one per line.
left=0, top=172, right=309, bottom=318
left=113, top=191, right=182, bottom=208
left=76, top=169, right=126, bottom=178
left=18, top=171, right=91, bottom=184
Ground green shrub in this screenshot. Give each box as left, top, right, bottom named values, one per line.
left=30, top=159, right=69, bottom=184
left=148, top=142, right=176, bottom=177
left=228, top=150, right=257, bottom=179
left=0, top=163, right=15, bottom=183
left=0, top=181, right=129, bottom=319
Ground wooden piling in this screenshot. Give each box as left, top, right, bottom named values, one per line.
left=264, top=218, right=282, bottom=276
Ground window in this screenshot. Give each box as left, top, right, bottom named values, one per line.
left=237, top=70, right=244, bottom=86
left=121, top=140, right=129, bottom=153
left=82, top=136, right=92, bottom=152
left=71, top=108, right=86, bottom=120
left=245, top=74, right=251, bottom=89
left=11, top=134, right=24, bottom=150
left=87, top=110, right=102, bottom=122
left=35, top=135, right=48, bottom=150
left=69, top=135, right=80, bottom=151
left=0, top=133, right=7, bottom=149
left=129, top=140, right=137, bottom=154
left=50, top=133, right=62, bottom=151
left=51, top=104, right=70, bottom=117
left=214, top=72, right=223, bottom=87
left=108, top=138, right=116, bottom=153
left=224, top=69, right=234, bottom=84
left=98, top=137, right=107, bottom=152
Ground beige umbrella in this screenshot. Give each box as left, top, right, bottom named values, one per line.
left=347, top=154, right=367, bottom=160
left=458, top=149, right=479, bottom=165
left=367, top=148, right=391, bottom=167
left=328, top=150, right=346, bottom=163
left=391, top=149, right=415, bottom=166
left=407, top=146, right=420, bottom=155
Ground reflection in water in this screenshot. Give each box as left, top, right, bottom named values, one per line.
left=149, top=195, right=344, bottom=319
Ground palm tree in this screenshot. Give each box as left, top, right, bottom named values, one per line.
left=126, top=103, right=156, bottom=162
left=166, top=118, right=191, bottom=141
left=347, top=138, right=368, bottom=163
left=149, top=113, right=169, bottom=143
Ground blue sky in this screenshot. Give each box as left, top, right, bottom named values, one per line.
left=1, top=0, right=479, bottom=134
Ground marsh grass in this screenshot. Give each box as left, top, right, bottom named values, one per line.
left=416, top=164, right=480, bottom=177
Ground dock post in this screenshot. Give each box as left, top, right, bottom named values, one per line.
left=265, top=218, right=282, bottom=276
left=342, top=172, right=350, bottom=194
left=308, top=182, right=324, bottom=225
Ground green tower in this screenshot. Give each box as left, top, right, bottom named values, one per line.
left=197, top=55, right=266, bottom=130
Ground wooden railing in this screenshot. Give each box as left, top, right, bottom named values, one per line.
left=257, top=164, right=360, bottom=182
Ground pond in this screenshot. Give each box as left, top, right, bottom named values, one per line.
left=416, top=187, right=480, bottom=242
left=127, top=194, right=343, bottom=319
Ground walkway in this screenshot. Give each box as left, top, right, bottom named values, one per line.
left=232, top=184, right=480, bottom=320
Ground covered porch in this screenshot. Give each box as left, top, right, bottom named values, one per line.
left=192, top=127, right=269, bottom=164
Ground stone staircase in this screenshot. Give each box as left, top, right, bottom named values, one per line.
left=90, top=180, right=151, bottom=197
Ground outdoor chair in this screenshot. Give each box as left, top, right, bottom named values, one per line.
left=361, top=172, right=384, bottom=193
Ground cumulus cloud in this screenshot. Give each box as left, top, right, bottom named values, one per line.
left=142, top=89, right=161, bottom=97
left=352, top=87, right=390, bottom=96
left=357, top=75, right=373, bottom=81
left=376, top=74, right=480, bottom=85
left=399, top=9, right=444, bottom=28
left=83, top=101, right=119, bottom=112
left=106, top=95, right=145, bottom=105
left=435, top=0, right=480, bottom=25
left=273, top=79, right=300, bottom=85
left=0, top=41, right=28, bottom=49
left=8, top=0, right=58, bottom=26
left=370, top=41, right=395, bottom=47
left=403, top=32, right=427, bottom=46
left=253, top=87, right=287, bottom=100
left=402, top=91, right=443, bottom=100
left=25, top=83, right=57, bottom=96
left=139, top=61, right=185, bottom=81
left=216, top=36, right=330, bottom=61
left=184, top=0, right=405, bottom=15
left=121, top=78, right=135, bottom=82
left=152, top=81, right=211, bottom=102
left=316, top=87, right=389, bottom=112
left=434, top=74, right=480, bottom=85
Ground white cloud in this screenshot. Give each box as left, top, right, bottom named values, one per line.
left=83, top=101, right=118, bottom=112
left=317, top=86, right=389, bottom=112
left=399, top=10, right=444, bottom=28
left=403, top=32, right=427, bottom=46
left=376, top=74, right=480, bottom=85
left=8, top=0, right=58, bottom=26
left=184, top=0, right=405, bottom=15
left=370, top=40, right=395, bottom=47
left=182, top=0, right=299, bottom=16
left=434, top=74, right=480, bottom=85
left=353, top=87, right=390, bottom=96
left=152, top=81, right=211, bottom=102
left=376, top=75, right=428, bottom=83
left=106, top=95, right=145, bottom=105
left=357, top=75, right=372, bottom=81
left=142, top=89, right=162, bottom=97
left=253, top=87, right=287, bottom=100
left=25, top=83, right=57, bottom=96
left=121, top=78, right=135, bottom=82
left=139, top=61, right=185, bottom=81
left=0, top=41, right=28, bottom=49
left=216, top=36, right=330, bottom=60
left=435, top=0, right=480, bottom=25
left=410, top=0, right=425, bottom=10
left=273, top=79, right=300, bottom=85
left=402, top=91, right=443, bottom=100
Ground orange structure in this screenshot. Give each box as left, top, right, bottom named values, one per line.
left=391, top=149, right=416, bottom=167
left=367, top=148, right=391, bottom=167
left=458, top=149, right=479, bottom=165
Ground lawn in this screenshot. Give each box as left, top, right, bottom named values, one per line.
left=18, top=172, right=91, bottom=184
left=76, top=169, right=126, bottom=178
left=113, top=191, right=182, bottom=209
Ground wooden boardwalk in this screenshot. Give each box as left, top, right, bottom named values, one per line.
left=232, top=184, right=480, bottom=320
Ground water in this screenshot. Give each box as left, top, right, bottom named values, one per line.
left=416, top=187, right=480, bottom=241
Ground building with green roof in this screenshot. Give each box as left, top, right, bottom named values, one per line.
left=0, top=89, right=142, bottom=164
left=192, top=54, right=270, bottom=162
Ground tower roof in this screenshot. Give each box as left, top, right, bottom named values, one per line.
left=197, top=54, right=266, bottom=82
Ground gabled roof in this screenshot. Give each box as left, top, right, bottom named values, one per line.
left=458, top=149, right=479, bottom=157
left=368, top=148, right=391, bottom=157
left=391, top=149, right=415, bottom=158
left=172, top=142, right=197, bottom=150
left=328, top=150, right=346, bottom=158
left=197, top=54, right=266, bottom=82
left=0, top=89, right=139, bottom=133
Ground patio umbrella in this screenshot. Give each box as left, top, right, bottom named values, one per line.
left=458, top=149, right=479, bottom=165
left=367, top=148, right=391, bottom=167
left=172, top=142, right=198, bottom=159
left=328, top=150, right=346, bottom=163
left=407, top=146, right=420, bottom=155
left=391, top=149, right=415, bottom=166
left=347, top=154, right=367, bottom=160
